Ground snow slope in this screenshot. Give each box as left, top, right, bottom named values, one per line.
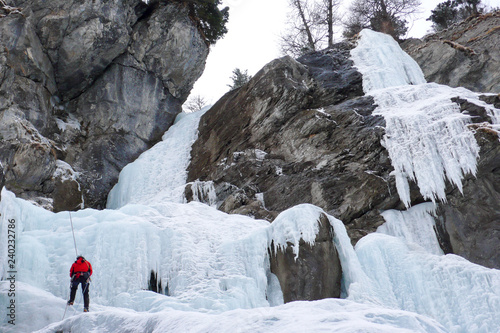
left=1, top=29, right=500, bottom=333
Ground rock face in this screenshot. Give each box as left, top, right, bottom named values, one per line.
left=269, top=213, right=342, bottom=302
left=435, top=96, right=500, bottom=268
left=403, top=11, right=500, bottom=93
left=14, top=0, right=141, bottom=99
left=188, top=45, right=402, bottom=243
left=188, top=37, right=500, bottom=272
left=0, top=0, right=208, bottom=208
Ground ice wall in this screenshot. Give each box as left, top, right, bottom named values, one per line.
left=2, top=190, right=498, bottom=333
left=351, top=30, right=500, bottom=207
left=107, top=109, right=208, bottom=209
left=377, top=203, right=442, bottom=255
left=0, top=189, right=273, bottom=314
left=350, top=29, right=426, bottom=92
left=353, top=233, right=500, bottom=333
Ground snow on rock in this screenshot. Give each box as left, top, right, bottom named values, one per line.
left=107, top=108, right=208, bottom=209
left=377, top=203, right=443, bottom=255
left=267, top=204, right=323, bottom=258
left=53, top=160, right=79, bottom=182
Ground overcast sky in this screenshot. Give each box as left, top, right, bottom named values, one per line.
left=190, top=0, right=499, bottom=103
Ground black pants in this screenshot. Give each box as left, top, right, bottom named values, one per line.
left=69, top=276, right=90, bottom=308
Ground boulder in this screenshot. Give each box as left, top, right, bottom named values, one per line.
left=269, top=213, right=342, bottom=302
left=0, top=108, right=58, bottom=200
left=403, top=12, right=500, bottom=93
left=5, top=141, right=56, bottom=193
left=52, top=161, right=83, bottom=212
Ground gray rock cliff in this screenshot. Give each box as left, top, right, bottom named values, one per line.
left=435, top=96, right=500, bottom=268
left=403, top=11, right=500, bottom=93
left=0, top=0, right=209, bottom=209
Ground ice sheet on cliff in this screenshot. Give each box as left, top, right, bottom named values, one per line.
left=351, top=29, right=500, bottom=207
left=1, top=190, right=499, bottom=333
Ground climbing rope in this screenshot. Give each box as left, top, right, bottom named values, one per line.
left=69, top=211, right=78, bottom=257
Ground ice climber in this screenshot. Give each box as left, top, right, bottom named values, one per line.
left=67, top=255, right=93, bottom=312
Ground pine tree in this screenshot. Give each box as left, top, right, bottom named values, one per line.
left=427, top=1, right=458, bottom=31
left=152, top=0, right=229, bottom=45
left=227, top=68, right=252, bottom=90
left=427, top=0, right=485, bottom=32
left=187, top=0, right=229, bottom=44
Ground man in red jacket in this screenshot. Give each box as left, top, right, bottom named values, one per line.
left=67, top=255, right=93, bottom=312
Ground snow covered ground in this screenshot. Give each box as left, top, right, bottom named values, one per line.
left=1, top=29, right=500, bottom=332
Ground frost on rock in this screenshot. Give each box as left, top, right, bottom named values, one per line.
left=55, top=114, right=81, bottom=132
left=53, top=160, right=78, bottom=182
left=351, top=30, right=492, bottom=207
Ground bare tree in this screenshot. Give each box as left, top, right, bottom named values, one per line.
left=280, top=0, right=341, bottom=57
left=184, top=95, right=208, bottom=113
left=344, top=0, right=421, bottom=40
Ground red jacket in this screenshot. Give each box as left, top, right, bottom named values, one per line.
left=70, top=257, right=93, bottom=279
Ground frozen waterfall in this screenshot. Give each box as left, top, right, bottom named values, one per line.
left=1, top=29, right=499, bottom=333
left=351, top=29, right=500, bottom=207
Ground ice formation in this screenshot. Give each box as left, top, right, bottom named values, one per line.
left=351, top=29, right=500, bottom=207
left=107, top=108, right=209, bottom=209
left=350, top=29, right=426, bottom=92
left=1, top=30, right=500, bottom=333
left=377, top=203, right=443, bottom=255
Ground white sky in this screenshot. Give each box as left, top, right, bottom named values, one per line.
left=190, top=0, right=499, bottom=103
